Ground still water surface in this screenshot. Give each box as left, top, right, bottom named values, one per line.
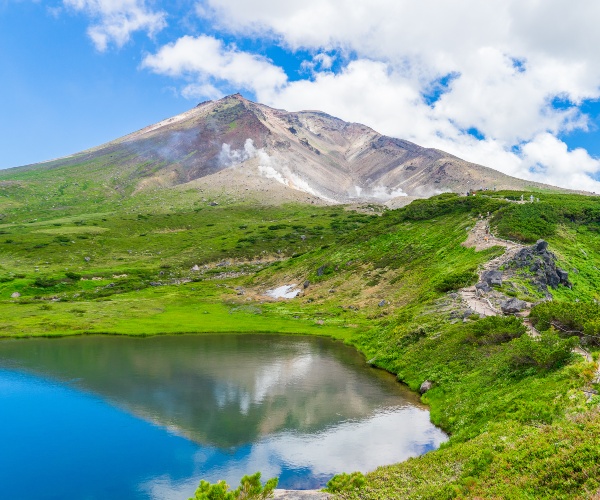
left=0, top=334, right=447, bottom=499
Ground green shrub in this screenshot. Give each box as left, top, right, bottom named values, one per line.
left=492, top=203, right=558, bottom=242
left=189, top=472, right=277, bottom=500
left=435, top=270, right=478, bottom=292
left=531, top=301, right=600, bottom=346
left=65, top=271, right=81, bottom=280
left=33, top=277, right=60, bottom=288
left=326, top=472, right=366, bottom=493
left=464, top=316, right=526, bottom=345
left=509, top=330, right=577, bottom=371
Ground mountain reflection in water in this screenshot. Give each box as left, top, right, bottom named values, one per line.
left=0, top=334, right=447, bottom=497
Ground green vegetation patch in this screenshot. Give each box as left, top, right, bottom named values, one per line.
left=34, top=226, right=108, bottom=235
left=0, top=178, right=598, bottom=498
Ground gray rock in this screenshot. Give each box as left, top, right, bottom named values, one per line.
left=463, top=308, right=476, bottom=318
left=84, top=256, right=91, bottom=262
left=475, top=281, right=491, bottom=293
left=303, top=280, right=310, bottom=289
left=317, top=265, right=325, bottom=276
left=501, top=298, right=527, bottom=314
left=378, top=300, right=387, bottom=307
left=509, top=240, right=571, bottom=291
left=556, top=268, right=570, bottom=284
left=534, top=239, right=549, bottom=252
left=420, top=380, right=434, bottom=394
left=273, top=490, right=331, bottom=499
left=481, top=270, right=503, bottom=286
left=11, top=292, right=20, bottom=298
left=208, top=201, right=218, bottom=206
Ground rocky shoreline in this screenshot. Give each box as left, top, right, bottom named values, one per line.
left=273, top=490, right=331, bottom=499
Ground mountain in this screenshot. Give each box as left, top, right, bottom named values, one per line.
left=12, top=94, right=558, bottom=206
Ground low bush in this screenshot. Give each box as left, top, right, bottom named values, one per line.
left=326, top=472, right=366, bottom=493
left=33, top=277, right=61, bottom=288
left=189, top=472, right=277, bottom=500
left=464, top=315, right=526, bottom=345
left=435, top=270, right=478, bottom=292
left=509, top=330, right=577, bottom=371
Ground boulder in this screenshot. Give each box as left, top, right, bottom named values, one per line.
left=501, top=298, right=527, bottom=314
left=509, top=240, right=571, bottom=291
left=481, top=270, right=503, bottom=286
left=11, top=292, right=20, bottom=298
left=191, top=264, right=200, bottom=271
left=534, top=239, right=549, bottom=252
left=475, top=281, right=491, bottom=293
left=303, top=280, right=310, bottom=289
left=317, top=265, right=325, bottom=276
left=556, top=268, right=570, bottom=286
left=420, top=380, right=434, bottom=394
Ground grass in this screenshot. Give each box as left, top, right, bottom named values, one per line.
left=0, top=170, right=599, bottom=498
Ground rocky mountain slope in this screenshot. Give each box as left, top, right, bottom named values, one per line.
left=13, top=94, right=559, bottom=205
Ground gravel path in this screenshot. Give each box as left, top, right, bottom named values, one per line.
left=461, top=219, right=600, bottom=389
left=460, top=218, right=525, bottom=316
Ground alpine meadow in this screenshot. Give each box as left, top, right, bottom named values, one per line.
left=0, top=94, right=599, bottom=499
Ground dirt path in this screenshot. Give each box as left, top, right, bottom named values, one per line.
left=460, top=219, right=600, bottom=390
left=460, top=218, right=526, bottom=316
left=460, top=286, right=499, bottom=317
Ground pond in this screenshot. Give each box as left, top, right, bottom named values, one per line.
left=0, top=334, right=447, bottom=499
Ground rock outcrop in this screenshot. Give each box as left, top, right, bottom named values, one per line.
left=508, top=239, right=571, bottom=294
left=501, top=298, right=528, bottom=314
left=480, top=270, right=503, bottom=287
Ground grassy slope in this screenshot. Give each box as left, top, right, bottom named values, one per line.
left=0, top=174, right=600, bottom=498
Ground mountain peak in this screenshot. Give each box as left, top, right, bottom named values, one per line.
left=13, top=96, right=559, bottom=204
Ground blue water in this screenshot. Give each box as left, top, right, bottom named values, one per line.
left=0, top=335, right=447, bottom=499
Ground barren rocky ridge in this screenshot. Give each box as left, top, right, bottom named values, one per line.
left=22, top=94, right=559, bottom=204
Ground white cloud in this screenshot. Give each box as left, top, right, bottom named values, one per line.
left=142, top=0, right=600, bottom=190
left=142, top=35, right=287, bottom=97
left=63, top=0, right=166, bottom=51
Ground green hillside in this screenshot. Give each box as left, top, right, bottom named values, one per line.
left=0, top=184, right=599, bottom=498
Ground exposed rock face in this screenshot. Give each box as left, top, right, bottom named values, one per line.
left=501, top=298, right=528, bottom=314
left=509, top=239, right=571, bottom=294
left=11, top=94, right=565, bottom=206
left=481, top=270, right=503, bottom=287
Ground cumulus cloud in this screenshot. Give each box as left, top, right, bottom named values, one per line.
left=63, top=0, right=166, bottom=51
left=141, top=35, right=287, bottom=98
left=140, top=0, right=600, bottom=190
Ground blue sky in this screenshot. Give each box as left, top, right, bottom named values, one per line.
left=2, top=0, right=600, bottom=191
